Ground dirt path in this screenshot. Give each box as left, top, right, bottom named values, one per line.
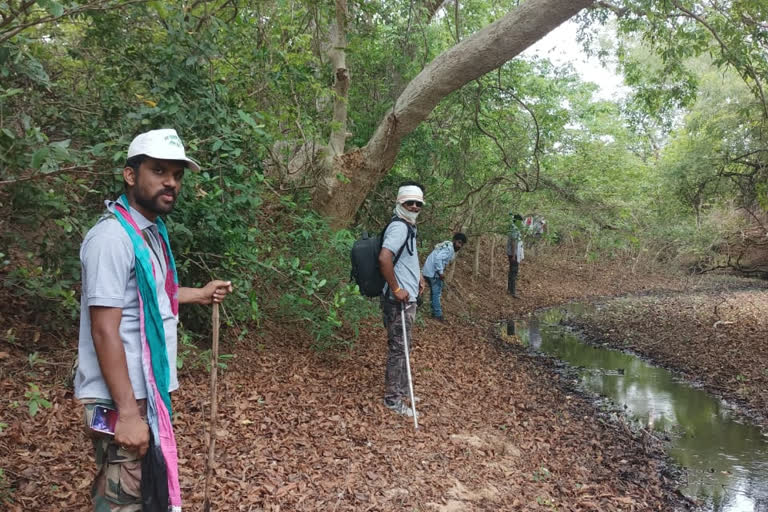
left=1, top=250, right=734, bottom=511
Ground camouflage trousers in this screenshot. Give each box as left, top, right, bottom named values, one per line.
left=82, top=400, right=146, bottom=511
left=381, top=297, right=417, bottom=404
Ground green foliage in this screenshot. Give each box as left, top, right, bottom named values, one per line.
left=532, top=467, right=552, bottom=482
left=0, top=2, right=390, bottom=350
left=658, top=62, right=766, bottom=217
left=27, top=352, right=46, bottom=368
left=1, top=2, right=377, bottom=348
left=3, top=0, right=767, bottom=352
left=24, top=383, right=51, bottom=417
left=581, top=0, right=768, bottom=121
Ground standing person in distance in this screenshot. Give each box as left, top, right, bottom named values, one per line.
left=507, top=213, right=524, bottom=298
left=421, top=233, right=467, bottom=322
left=74, top=128, right=234, bottom=511
left=378, top=181, right=426, bottom=417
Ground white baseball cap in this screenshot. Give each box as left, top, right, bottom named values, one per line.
left=127, top=128, right=201, bottom=171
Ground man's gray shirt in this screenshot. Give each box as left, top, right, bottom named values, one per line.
left=381, top=219, right=420, bottom=302
left=75, top=202, right=179, bottom=400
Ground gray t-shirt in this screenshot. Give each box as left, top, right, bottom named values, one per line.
left=75, top=202, right=179, bottom=401
left=381, top=219, right=420, bottom=302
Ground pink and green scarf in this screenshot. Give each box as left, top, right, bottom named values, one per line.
left=112, top=194, right=182, bottom=511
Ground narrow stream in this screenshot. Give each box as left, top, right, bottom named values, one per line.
left=504, top=304, right=768, bottom=512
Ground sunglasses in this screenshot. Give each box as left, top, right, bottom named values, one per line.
left=403, top=200, right=424, bottom=208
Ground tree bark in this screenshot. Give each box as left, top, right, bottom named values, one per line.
left=489, top=235, right=497, bottom=281
left=313, top=0, right=595, bottom=227
left=473, top=236, right=481, bottom=281
left=447, top=259, right=456, bottom=284
left=328, top=0, right=349, bottom=157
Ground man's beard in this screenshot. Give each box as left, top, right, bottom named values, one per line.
left=134, top=188, right=177, bottom=215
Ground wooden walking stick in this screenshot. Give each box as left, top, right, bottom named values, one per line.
left=203, top=302, right=220, bottom=511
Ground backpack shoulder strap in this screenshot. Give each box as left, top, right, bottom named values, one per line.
left=380, top=218, right=415, bottom=297
left=382, top=217, right=414, bottom=266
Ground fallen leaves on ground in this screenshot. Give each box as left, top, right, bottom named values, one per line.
left=0, top=250, right=711, bottom=510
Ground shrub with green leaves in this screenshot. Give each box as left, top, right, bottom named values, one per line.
left=1, top=4, right=377, bottom=349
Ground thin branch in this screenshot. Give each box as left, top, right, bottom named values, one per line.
left=671, top=0, right=768, bottom=119
left=489, top=81, right=542, bottom=190
left=593, top=1, right=627, bottom=17
left=472, top=76, right=543, bottom=192
left=454, top=0, right=459, bottom=44
left=0, top=165, right=102, bottom=185
left=0, top=0, right=150, bottom=44
left=443, top=176, right=503, bottom=209
left=422, top=0, right=446, bottom=22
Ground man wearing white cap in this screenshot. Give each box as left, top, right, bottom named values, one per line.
left=75, top=128, right=233, bottom=510
left=378, top=181, right=426, bottom=417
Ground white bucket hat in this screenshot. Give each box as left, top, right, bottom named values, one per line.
left=127, top=128, right=201, bottom=171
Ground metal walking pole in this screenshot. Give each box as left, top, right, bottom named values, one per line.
left=400, top=302, right=419, bottom=430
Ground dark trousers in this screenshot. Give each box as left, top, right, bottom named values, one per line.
left=508, top=261, right=519, bottom=295
left=425, top=276, right=444, bottom=318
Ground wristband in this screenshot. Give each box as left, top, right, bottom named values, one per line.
left=393, top=287, right=402, bottom=293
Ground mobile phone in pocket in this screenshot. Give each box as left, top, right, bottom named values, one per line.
left=90, top=405, right=119, bottom=435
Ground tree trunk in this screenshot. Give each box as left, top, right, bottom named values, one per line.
left=328, top=0, right=349, bottom=157
left=313, top=0, right=595, bottom=227
left=447, top=259, right=456, bottom=284
left=489, top=235, right=497, bottom=281
left=473, top=236, right=481, bottom=280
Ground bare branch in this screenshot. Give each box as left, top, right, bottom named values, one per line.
left=0, top=165, right=102, bottom=185
left=443, top=176, right=503, bottom=209
left=670, top=0, right=768, bottom=119
left=593, top=1, right=627, bottom=17
left=0, top=0, right=150, bottom=44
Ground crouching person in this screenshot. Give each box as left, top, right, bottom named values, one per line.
left=421, top=233, right=466, bottom=322
left=74, top=129, right=233, bottom=511
left=378, top=181, right=426, bottom=417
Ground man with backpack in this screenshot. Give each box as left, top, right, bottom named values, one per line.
left=421, top=233, right=467, bottom=322
left=378, top=181, right=425, bottom=417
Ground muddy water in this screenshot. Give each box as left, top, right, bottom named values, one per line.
left=505, top=305, right=768, bottom=512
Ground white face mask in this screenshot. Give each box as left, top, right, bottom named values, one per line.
left=394, top=203, right=419, bottom=224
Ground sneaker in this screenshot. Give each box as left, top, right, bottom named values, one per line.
left=385, top=400, right=419, bottom=418
left=433, top=315, right=447, bottom=323
left=407, top=395, right=421, bottom=404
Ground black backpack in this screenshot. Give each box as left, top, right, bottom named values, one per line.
left=350, top=218, right=415, bottom=297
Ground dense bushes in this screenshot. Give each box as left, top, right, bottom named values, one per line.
left=0, top=5, right=375, bottom=349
